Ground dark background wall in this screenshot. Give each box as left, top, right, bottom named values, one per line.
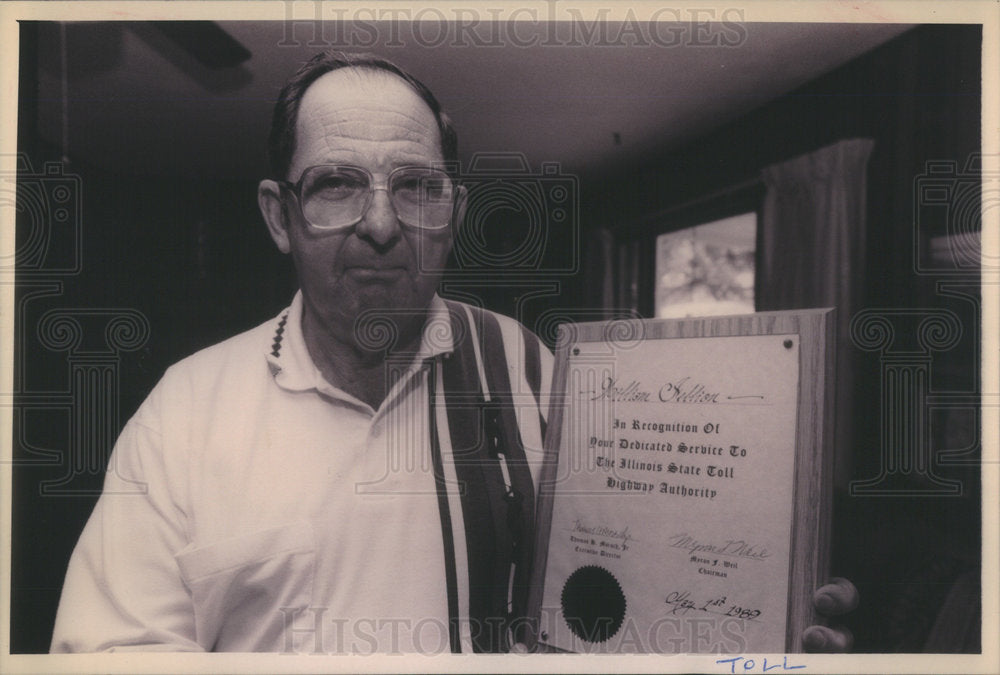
left=11, top=24, right=982, bottom=652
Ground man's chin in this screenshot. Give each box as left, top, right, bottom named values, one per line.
left=342, top=292, right=434, bottom=352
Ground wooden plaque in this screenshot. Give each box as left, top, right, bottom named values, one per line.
left=527, top=309, right=836, bottom=653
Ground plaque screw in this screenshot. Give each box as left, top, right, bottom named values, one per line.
left=541, top=631, right=549, bottom=640
left=572, top=347, right=580, bottom=356
left=784, top=339, right=794, bottom=349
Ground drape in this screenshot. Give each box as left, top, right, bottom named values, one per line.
left=757, top=138, right=876, bottom=487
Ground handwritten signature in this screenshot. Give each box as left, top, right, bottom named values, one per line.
left=668, top=532, right=771, bottom=561
left=572, top=518, right=635, bottom=546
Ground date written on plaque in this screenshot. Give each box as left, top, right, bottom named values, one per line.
left=528, top=311, right=835, bottom=654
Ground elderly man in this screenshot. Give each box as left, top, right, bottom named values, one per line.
left=51, top=52, right=854, bottom=654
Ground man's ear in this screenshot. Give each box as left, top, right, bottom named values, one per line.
left=258, top=179, right=291, bottom=254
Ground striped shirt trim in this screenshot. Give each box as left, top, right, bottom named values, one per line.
left=426, top=361, right=462, bottom=653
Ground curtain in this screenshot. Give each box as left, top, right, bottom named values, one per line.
left=757, top=138, right=876, bottom=488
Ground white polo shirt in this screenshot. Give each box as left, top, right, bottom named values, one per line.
left=51, top=292, right=551, bottom=653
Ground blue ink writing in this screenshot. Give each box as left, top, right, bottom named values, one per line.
left=716, top=656, right=805, bottom=674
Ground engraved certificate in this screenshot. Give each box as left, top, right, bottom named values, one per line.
left=531, top=312, right=835, bottom=653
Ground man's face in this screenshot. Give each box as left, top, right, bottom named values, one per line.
left=260, top=69, right=462, bottom=349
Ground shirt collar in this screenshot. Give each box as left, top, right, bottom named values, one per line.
left=266, top=290, right=455, bottom=394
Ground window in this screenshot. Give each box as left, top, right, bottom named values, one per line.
left=655, top=211, right=757, bottom=318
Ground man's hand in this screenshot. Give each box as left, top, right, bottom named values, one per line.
left=802, top=577, right=859, bottom=652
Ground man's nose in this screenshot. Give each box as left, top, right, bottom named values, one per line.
left=355, top=188, right=401, bottom=246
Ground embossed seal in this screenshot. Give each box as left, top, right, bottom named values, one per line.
left=560, top=565, right=627, bottom=643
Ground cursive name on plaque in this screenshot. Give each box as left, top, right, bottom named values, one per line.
left=658, top=377, right=720, bottom=404
left=668, top=532, right=771, bottom=561
left=579, top=377, right=763, bottom=405
left=572, top=518, right=635, bottom=546
left=583, top=378, right=651, bottom=402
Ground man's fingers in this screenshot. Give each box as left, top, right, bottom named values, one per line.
left=802, top=625, right=854, bottom=653
left=813, top=577, right=859, bottom=616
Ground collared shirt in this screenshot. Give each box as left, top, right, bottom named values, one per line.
left=51, top=292, right=551, bottom=654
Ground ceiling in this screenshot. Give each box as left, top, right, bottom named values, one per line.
left=32, top=21, right=913, bottom=182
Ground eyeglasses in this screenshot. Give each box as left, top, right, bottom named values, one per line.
left=277, top=165, right=456, bottom=231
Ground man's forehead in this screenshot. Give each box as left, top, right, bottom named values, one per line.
left=292, top=67, right=442, bottom=163
left=299, top=67, right=433, bottom=122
